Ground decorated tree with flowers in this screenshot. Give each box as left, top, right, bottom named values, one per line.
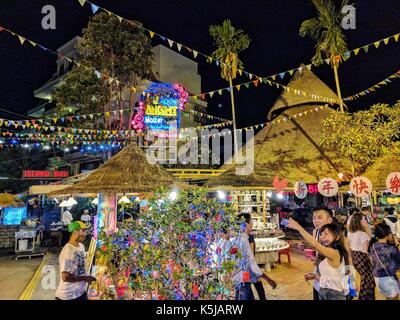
left=94, top=188, right=243, bottom=300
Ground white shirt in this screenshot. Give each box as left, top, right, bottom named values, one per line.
left=62, top=211, right=73, bottom=225
left=81, top=214, right=92, bottom=225
left=233, top=233, right=263, bottom=285
left=56, top=243, right=87, bottom=300
left=319, top=258, right=347, bottom=292
left=348, top=231, right=370, bottom=253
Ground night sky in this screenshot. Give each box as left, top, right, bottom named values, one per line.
left=0, top=0, right=399, bottom=128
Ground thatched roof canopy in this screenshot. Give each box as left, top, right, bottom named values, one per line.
left=208, top=68, right=353, bottom=189
left=0, top=193, right=24, bottom=207
left=50, top=144, right=189, bottom=195
left=363, top=155, right=400, bottom=191
left=207, top=163, right=277, bottom=190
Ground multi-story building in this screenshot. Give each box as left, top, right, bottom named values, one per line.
left=28, top=37, right=210, bottom=175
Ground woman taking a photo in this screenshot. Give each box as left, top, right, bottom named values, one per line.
left=288, top=219, right=348, bottom=300
left=348, top=212, right=375, bottom=300
left=369, top=223, right=400, bottom=300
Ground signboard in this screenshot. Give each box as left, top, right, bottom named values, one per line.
left=386, top=172, right=400, bottom=195
left=294, top=181, right=308, bottom=199
left=23, top=170, right=69, bottom=179
left=318, top=178, right=339, bottom=197
left=350, top=176, right=373, bottom=198
left=132, top=82, right=188, bottom=132
left=4, top=207, right=27, bottom=225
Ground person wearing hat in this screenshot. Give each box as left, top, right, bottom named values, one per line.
left=80, top=210, right=92, bottom=228
left=55, top=221, right=96, bottom=300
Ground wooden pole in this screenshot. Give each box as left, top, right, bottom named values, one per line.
left=262, top=190, right=266, bottom=224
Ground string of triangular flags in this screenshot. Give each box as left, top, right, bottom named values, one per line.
left=0, top=140, right=129, bottom=149
left=2, top=22, right=398, bottom=109
left=0, top=23, right=335, bottom=104
left=77, top=0, right=400, bottom=83
left=0, top=118, right=233, bottom=139
left=181, top=105, right=330, bottom=142
left=344, top=70, right=400, bottom=101
left=193, top=77, right=339, bottom=104
left=0, top=105, right=228, bottom=127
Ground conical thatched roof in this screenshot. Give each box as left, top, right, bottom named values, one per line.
left=208, top=68, right=352, bottom=189
left=0, top=193, right=24, bottom=207
left=268, top=64, right=339, bottom=120
left=363, top=155, right=400, bottom=190
left=50, top=144, right=188, bottom=195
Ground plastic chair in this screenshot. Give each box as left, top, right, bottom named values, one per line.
left=278, top=243, right=291, bottom=264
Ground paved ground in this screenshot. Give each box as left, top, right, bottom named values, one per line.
left=255, top=250, right=386, bottom=300
left=0, top=254, right=42, bottom=300
left=31, top=249, right=60, bottom=300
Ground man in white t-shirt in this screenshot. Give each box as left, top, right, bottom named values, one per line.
left=55, top=221, right=96, bottom=300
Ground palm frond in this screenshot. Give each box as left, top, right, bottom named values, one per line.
left=209, top=19, right=250, bottom=80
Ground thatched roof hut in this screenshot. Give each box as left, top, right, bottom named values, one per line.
left=50, top=143, right=188, bottom=195
left=268, top=63, right=340, bottom=120
left=208, top=66, right=352, bottom=189
left=363, top=155, right=400, bottom=191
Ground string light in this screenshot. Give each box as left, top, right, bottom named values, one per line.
left=169, top=191, right=178, bottom=201
left=217, top=191, right=226, bottom=200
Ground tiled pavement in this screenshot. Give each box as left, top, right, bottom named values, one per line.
left=0, top=255, right=42, bottom=300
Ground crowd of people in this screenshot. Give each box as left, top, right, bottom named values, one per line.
left=53, top=204, right=400, bottom=301
left=288, top=206, right=400, bottom=300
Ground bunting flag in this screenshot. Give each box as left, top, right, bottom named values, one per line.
left=78, top=0, right=86, bottom=6
left=18, top=36, right=25, bottom=45
left=344, top=70, right=400, bottom=101
left=91, top=4, right=99, bottom=14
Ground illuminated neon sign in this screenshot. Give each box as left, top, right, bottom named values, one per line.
left=23, top=170, right=69, bottom=179
left=131, top=82, right=188, bottom=132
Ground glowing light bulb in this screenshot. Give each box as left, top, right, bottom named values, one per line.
left=217, top=191, right=226, bottom=200
left=169, top=191, right=178, bottom=201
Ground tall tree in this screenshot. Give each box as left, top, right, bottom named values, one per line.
left=54, top=67, right=108, bottom=129
left=300, top=0, right=349, bottom=112
left=319, top=103, right=400, bottom=177
left=95, top=188, right=241, bottom=300
left=209, top=20, right=250, bottom=157
left=55, top=12, right=154, bottom=130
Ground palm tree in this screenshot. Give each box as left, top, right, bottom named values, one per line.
left=300, top=0, right=349, bottom=112
left=209, top=19, right=250, bottom=157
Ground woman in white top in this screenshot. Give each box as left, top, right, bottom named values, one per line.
left=348, top=212, right=376, bottom=300
left=288, top=219, right=348, bottom=300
